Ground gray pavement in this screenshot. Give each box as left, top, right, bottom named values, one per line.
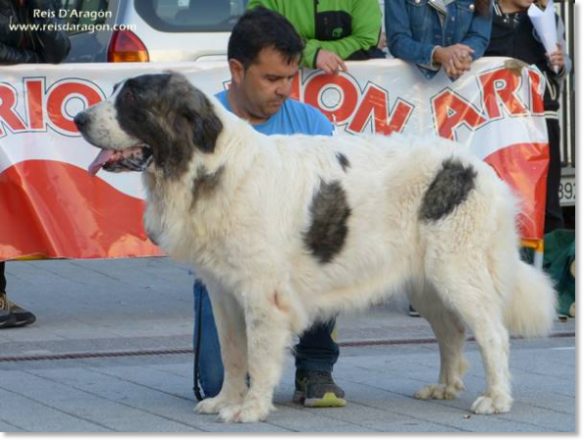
left=0, top=258, right=576, bottom=433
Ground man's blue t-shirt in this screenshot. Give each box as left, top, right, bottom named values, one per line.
left=194, top=90, right=335, bottom=399
left=215, top=90, right=333, bottom=136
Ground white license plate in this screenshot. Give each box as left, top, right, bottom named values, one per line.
left=559, top=175, right=575, bottom=206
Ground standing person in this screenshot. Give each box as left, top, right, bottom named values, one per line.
left=194, top=7, right=346, bottom=408
left=485, top=0, right=571, bottom=233
left=385, top=0, right=493, bottom=79
left=246, top=0, right=384, bottom=75
left=0, top=0, right=71, bottom=328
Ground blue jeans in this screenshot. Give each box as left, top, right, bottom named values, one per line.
left=193, top=279, right=339, bottom=398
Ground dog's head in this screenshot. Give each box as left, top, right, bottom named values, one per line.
left=75, top=72, right=223, bottom=177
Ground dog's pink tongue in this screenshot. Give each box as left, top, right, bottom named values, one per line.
left=88, top=149, right=115, bottom=175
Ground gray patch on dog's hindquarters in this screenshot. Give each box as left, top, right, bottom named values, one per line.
left=336, top=152, right=351, bottom=172
left=419, top=159, right=477, bottom=222
left=304, top=179, right=351, bottom=264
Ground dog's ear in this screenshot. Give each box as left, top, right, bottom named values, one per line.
left=180, top=87, right=223, bottom=154
left=191, top=109, right=223, bottom=154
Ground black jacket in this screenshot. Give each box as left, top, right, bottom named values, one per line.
left=0, top=0, right=70, bottom=64
left=485, top=3, right=570, bottom=114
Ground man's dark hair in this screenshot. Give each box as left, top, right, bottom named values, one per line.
left=228, top=7, right=304, bottom=69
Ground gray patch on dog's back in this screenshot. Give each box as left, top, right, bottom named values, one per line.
left=191, top=165, right=224, bottom=207
left=419, top=159, right=477, bottom=222
left=304, top=179, right=351, bottom=264
left=336, top=152, right=351, bottom=172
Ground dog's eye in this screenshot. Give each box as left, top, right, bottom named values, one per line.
left=122, top=89, right=135, bottom=103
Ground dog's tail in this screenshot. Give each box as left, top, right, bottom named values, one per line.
left=503, top=260, right=558, bottom=338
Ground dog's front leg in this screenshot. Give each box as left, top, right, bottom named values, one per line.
left=194, top=283, right=248, bottom=416
left=219, top=289, right=292, bottom=423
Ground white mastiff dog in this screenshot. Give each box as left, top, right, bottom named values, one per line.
left=75, top=72, right=557, bottom=423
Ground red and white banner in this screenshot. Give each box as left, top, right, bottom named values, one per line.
left=0, top=58, right=549, bottom=260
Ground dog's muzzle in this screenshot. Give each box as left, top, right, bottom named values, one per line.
left=88, top=145, right=153, bottom=175
left=74, top=111, right=154, bottom=175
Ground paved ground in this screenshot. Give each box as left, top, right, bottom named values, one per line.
left=0, top=258, right=577, bottom=433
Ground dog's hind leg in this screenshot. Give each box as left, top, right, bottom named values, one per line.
left=410, top=281, right=469, bottom=401
left=429, top=264, right=513, bottom=415
left=218, top=286, right=293, bottom=423
left=194, top=282, right=249, bottom=416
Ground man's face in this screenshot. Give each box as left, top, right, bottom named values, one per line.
left=230, top=47, right=299, bottom=123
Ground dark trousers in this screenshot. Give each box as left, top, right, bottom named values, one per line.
left=545, top=118, right=565, bottom=234
left=1, top=262, right=5, bottom=293
left=294, top=318, right=339, bottom=372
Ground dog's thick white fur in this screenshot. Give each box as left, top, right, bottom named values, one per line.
left=77, top=73, right=558, bottom=423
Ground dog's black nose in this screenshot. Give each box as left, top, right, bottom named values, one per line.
left=74, top=112, right=90, bottom=130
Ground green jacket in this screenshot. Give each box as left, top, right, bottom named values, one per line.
left=247, top=0, right=382, bottom=69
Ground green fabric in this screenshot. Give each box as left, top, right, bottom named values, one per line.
left=247, top=0, right=382, bottom=68
left=543, top=229, right=575, bottom=317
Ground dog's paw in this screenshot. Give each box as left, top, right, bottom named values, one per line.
left=415, top=382, right=464, bottom=400
left=471, top=394, right=513, bottom=414
left=219, top=401, right=275, bottom=423
left=218, top=404, right=244, bottom=423
left=195, top=397, right=230, bottom=415
left=237, top=401, right=276, bottom=423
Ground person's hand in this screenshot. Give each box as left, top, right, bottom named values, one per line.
left=448, top=51, right=473, bottom=78
left=434, top=44, right=475, bottom=79
left=315, top=50, right=348, bottom=75
left=436, top=45, right=474, bottom=78
left=546, top=42, right=565, bottom=70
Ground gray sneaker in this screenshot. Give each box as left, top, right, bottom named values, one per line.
left=293, top=370, right=347, bottom=407
left=0, top=292, right=15, bottom=328
left=0, top=292, right=36, bottom=329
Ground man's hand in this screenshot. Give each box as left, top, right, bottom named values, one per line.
left=316, top=50, right=348, bottom=75
left=433, top=44, right=475, bottom=79
left=547, top=42, right=565, bottom=71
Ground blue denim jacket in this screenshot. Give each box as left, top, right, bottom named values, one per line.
left=385, top=0, right=492, bottom=78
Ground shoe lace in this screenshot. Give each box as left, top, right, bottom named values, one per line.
left=0, top=293, right=8, bottom=311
